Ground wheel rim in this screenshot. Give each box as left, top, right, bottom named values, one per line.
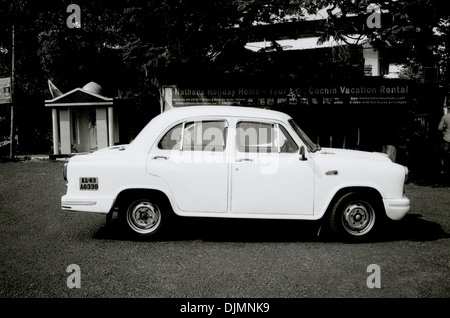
left=341, top=201, right=375, bottom=236
left=126, top=200, right=161, bottom=234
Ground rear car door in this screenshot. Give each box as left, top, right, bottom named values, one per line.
left=147, top=119, right=229, bottom=213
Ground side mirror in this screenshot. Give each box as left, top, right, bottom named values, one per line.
left=299, top=146, right=307, bottom=161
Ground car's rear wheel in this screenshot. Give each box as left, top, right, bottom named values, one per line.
left=329, top=192, right=379, bottom=241
left=123, top=198, right=163, bottom=237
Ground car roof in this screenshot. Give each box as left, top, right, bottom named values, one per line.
left=160, top=105, right=292, bottom=121
left=128, top=105, right=293, bottom=152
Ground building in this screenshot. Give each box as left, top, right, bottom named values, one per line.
left=45, top=82, right=118, bottom=156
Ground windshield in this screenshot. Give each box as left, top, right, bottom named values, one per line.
left=288, top=119, right=320, bottom=152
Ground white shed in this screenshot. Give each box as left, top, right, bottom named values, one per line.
left=45, top=82, right=118, bottom=156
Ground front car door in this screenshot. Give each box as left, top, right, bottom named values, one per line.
left=231, top=119, right=315, bottom=215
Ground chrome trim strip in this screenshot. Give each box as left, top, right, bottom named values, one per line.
left=62, top=201, right=97, bottom=206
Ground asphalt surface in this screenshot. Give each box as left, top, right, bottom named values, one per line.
left=0, top=160, right=449, bottom=304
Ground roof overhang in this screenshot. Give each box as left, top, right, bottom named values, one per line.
left=45, top=87, right=113, bottom=107
left=245, top=35, right=368, bottom=52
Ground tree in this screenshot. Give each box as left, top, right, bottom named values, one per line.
left=116, top=0, right=298, bottom=90
left=1, top=0, right=290, bottom=153
left=2, top=0, right=448, bottom=154
left=0, top=0, right=131, bottom=153
left=293, top=0, right=450, bottom=86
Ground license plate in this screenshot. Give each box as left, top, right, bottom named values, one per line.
left=79, top=177, right=99, bottom=190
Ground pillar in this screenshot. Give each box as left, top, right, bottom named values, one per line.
left=108, top=106, right=114, bottom=147
left=51, top=108, right=59, bottom=154
left=59, top=108, right=72, bottom=154
left=96, top=107, right=108, bottom=149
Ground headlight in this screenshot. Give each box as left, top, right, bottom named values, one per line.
left=403, top=166, right=409, bottom=183
left=63, top=163, right=68, bottom=181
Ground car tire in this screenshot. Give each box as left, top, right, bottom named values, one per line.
left=328, top=192, right=379, bottom=242
left=122, top=197, right=164, bottom=238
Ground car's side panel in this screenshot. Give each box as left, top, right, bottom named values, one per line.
left=61, top=106, right=409, bottom=229
left=62, top=153, right=178, bottom=214
left=231, top=152, right=315, bottom=215
left=146, top=149, right=230, bottom=213
left=311, top=153, right=408, bottom=219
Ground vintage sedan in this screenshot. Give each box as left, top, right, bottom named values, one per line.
left=62, top=106, right=410, bottom=241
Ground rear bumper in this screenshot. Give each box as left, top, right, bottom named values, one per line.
left=383, top=196, right=410, bottom=220
left=62, top=195, right=113, bottom=214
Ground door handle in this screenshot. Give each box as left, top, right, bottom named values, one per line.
left=152, top=155, right=169, bottom=160
left=237, top=158, right=254, bottom=162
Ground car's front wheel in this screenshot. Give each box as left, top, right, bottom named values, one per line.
left=123, top=198, right=163, bottom=238
left=329, top=192, right=380, bottom=241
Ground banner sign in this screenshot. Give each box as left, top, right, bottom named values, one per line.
left=163, top=81, right=409, bottom=111
left=0, top=77, right=12, bottom=104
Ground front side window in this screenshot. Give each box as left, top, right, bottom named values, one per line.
left=158, top=120, right=228, bottom=152
left=236, top=121, right=298, bottom=153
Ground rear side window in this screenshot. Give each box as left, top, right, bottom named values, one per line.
left=158, top=120, right=228, bottom=152
left=158, top=123, right=183, bottom=150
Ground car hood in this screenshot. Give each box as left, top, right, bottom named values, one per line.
left=316, top=147, right=391, bottom=163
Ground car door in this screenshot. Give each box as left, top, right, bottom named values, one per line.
left=147, top=119, right=229, bottom=213
left=231, top=119, right=314, bottom=215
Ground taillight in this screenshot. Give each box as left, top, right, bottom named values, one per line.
left=404, top=166, right=409, bottom=183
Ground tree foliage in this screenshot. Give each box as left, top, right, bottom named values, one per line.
left=0, top=0, right=448, bottom=155
left=296, top=0, right=450, bottom=85
left=2, top=0, right=448, bottom=99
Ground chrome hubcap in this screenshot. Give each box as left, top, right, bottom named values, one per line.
left=127, top=201, right=161, bottom=234
left=342, top=202, right=375, bottom=235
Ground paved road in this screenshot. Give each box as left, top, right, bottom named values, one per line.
left=0, top=160, right=449, bottom=303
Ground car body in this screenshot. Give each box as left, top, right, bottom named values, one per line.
left=62, top=106, right=410, bottom=241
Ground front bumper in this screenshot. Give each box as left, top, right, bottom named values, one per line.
left=383, top=196, right=410, bottom=220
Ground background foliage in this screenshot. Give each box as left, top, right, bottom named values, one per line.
left=0, top=0, right=448, bottom=154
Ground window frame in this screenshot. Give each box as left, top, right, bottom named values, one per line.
left=157, top=118, right=229, bottom=152
left=235, top=120, right=299, bottom=154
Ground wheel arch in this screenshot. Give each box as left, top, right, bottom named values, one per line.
left=322, top=186, right=386, bottom=220
left=113, top=188, right=175, bottom=215
left=321, top=186, right=388, bottom=241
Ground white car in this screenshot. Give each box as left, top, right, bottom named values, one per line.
left=62, top=106, right=410, bottom=241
